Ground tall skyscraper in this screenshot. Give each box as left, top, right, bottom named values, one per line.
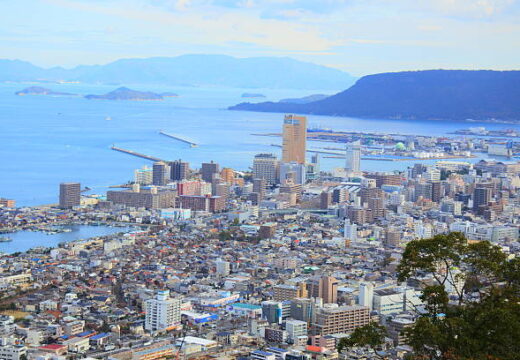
left=145, top=290, right=181, bottom=332
left=345, top=140, right=361, bottom=175
left=59, top=182, right=81, bottom=209
left=152, top=162, right=169, bottom=186
left=282, top=114, right=307, bottom=164
left=169, top=160, right=189, bottom=181
left=201, top=161, right=219, bottom=183
left=253, top=153, right=278, bottom=185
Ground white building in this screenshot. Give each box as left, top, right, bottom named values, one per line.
left=134, top=165, right=153, bottom=185
left=285, top=319, right=307, bottom=343
left=0, top=339, right=27, bottom=360
left=345, top=140, right=361, bottom=175
left=358, top=282, right=374, bottom=310
left=216, top=259, right=231, bottom=276
left=145, top=290, right=181, bottom=332
left=344, top=219, right=357, bottom=241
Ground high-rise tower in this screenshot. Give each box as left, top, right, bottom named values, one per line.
left=345, top=140, right=361, bottom=175
left=282, top=115, right=307, bottom=164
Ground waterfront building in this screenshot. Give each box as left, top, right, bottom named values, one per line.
left=169, top=160, right=189, bottom=181
left=345, top=140, right=361, bottom=175
left=59, top=182, right=80, bottom=209
left=282, top=115, right=307, bottom=164
left=253, top=153, right=279, bottom=185
left=107, top=186, right=176, bottom=209
left=0, top=198, right=15, bottom=208
left=145, top=290, right=181, bottom=332
left=134, top=165, right=153, bottom=185
left=152, top=162, right=169, bottom=186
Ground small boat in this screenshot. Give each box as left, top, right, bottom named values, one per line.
left=0, top=236, right=12, bottom=243
left=105, top=116, right=112, bottom=121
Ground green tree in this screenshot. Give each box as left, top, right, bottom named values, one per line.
left=397, top=232, right=520, bottom=360
left=337, top=322, right=387, bottom=358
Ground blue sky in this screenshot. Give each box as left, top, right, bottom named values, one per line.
left=1, top=0, right=519, bottom=75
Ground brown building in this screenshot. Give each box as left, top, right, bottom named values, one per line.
left=312, top=305, right=370, bottom=335
left=179, top=195, right=225, bottom=212
left=273, top=283, right=308, bottom=301
left=307, top=276, right=338, bottom=304
left=259, top=223, right=277, bottom=239
left=282, top=114, right=307, bottom=164
left=320, top=191, right=332, bottom=210
left=59, top=182, right=81, bottom=209
left=107, top=187, right=176, bottom=209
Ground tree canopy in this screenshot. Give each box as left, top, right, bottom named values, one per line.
left=397, top=232, right=520, bottom=360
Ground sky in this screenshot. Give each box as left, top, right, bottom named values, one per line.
left=1, top=0, right=519, bottom=75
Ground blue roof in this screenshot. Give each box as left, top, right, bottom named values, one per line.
left=267, top=347, right=288, bottom=353
left=252, top=350, right=274, bottom=356
left=91, top=332, right=110, bottom=340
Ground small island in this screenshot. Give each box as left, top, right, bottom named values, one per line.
left=85, top=87, right=164, bottom=101
left=241, top=93, right=266, bottom=98
left=15, top=86, right=77, bottom=97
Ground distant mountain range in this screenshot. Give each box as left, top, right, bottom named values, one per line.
left=230, top=70, right=520, bottom=122
left=0, top=55, right=356, bottom=90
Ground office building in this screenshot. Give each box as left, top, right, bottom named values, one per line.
left=345, top=140, right=361, bottom=175
left=201, top=161, right=219, bottom=183
left=253, top=153, right=278, bottom=185
left=145, top=290, right=181, bottom=332
left=307, top=276, right=338, bottom=304
left=134, top=165, right=153, bottom=185
left=59, top=182, right=81, bottom=209
left=282, top=114, right=307, bottom=164
left=373, top=289, right=406, bottom=316
left=473, top=186, right=492, bottom=213
left=169, top=160, right=189, bottom=181
left=262, top=301, right=283, bottom=324
left=273, top=283, right=307, bottom=301
left=312, top=305, right=370, bottom=335
left=285, top=320, right=307, bottom=344
left=152, top=162, right=169, bottom=186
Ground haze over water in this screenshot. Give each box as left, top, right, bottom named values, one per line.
left=0, top=83, right=513, bottom=207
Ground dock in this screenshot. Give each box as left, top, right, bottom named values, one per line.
left=111, top=146, right=164, bottom=162
left=159, top=131, right=198, bottom=147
